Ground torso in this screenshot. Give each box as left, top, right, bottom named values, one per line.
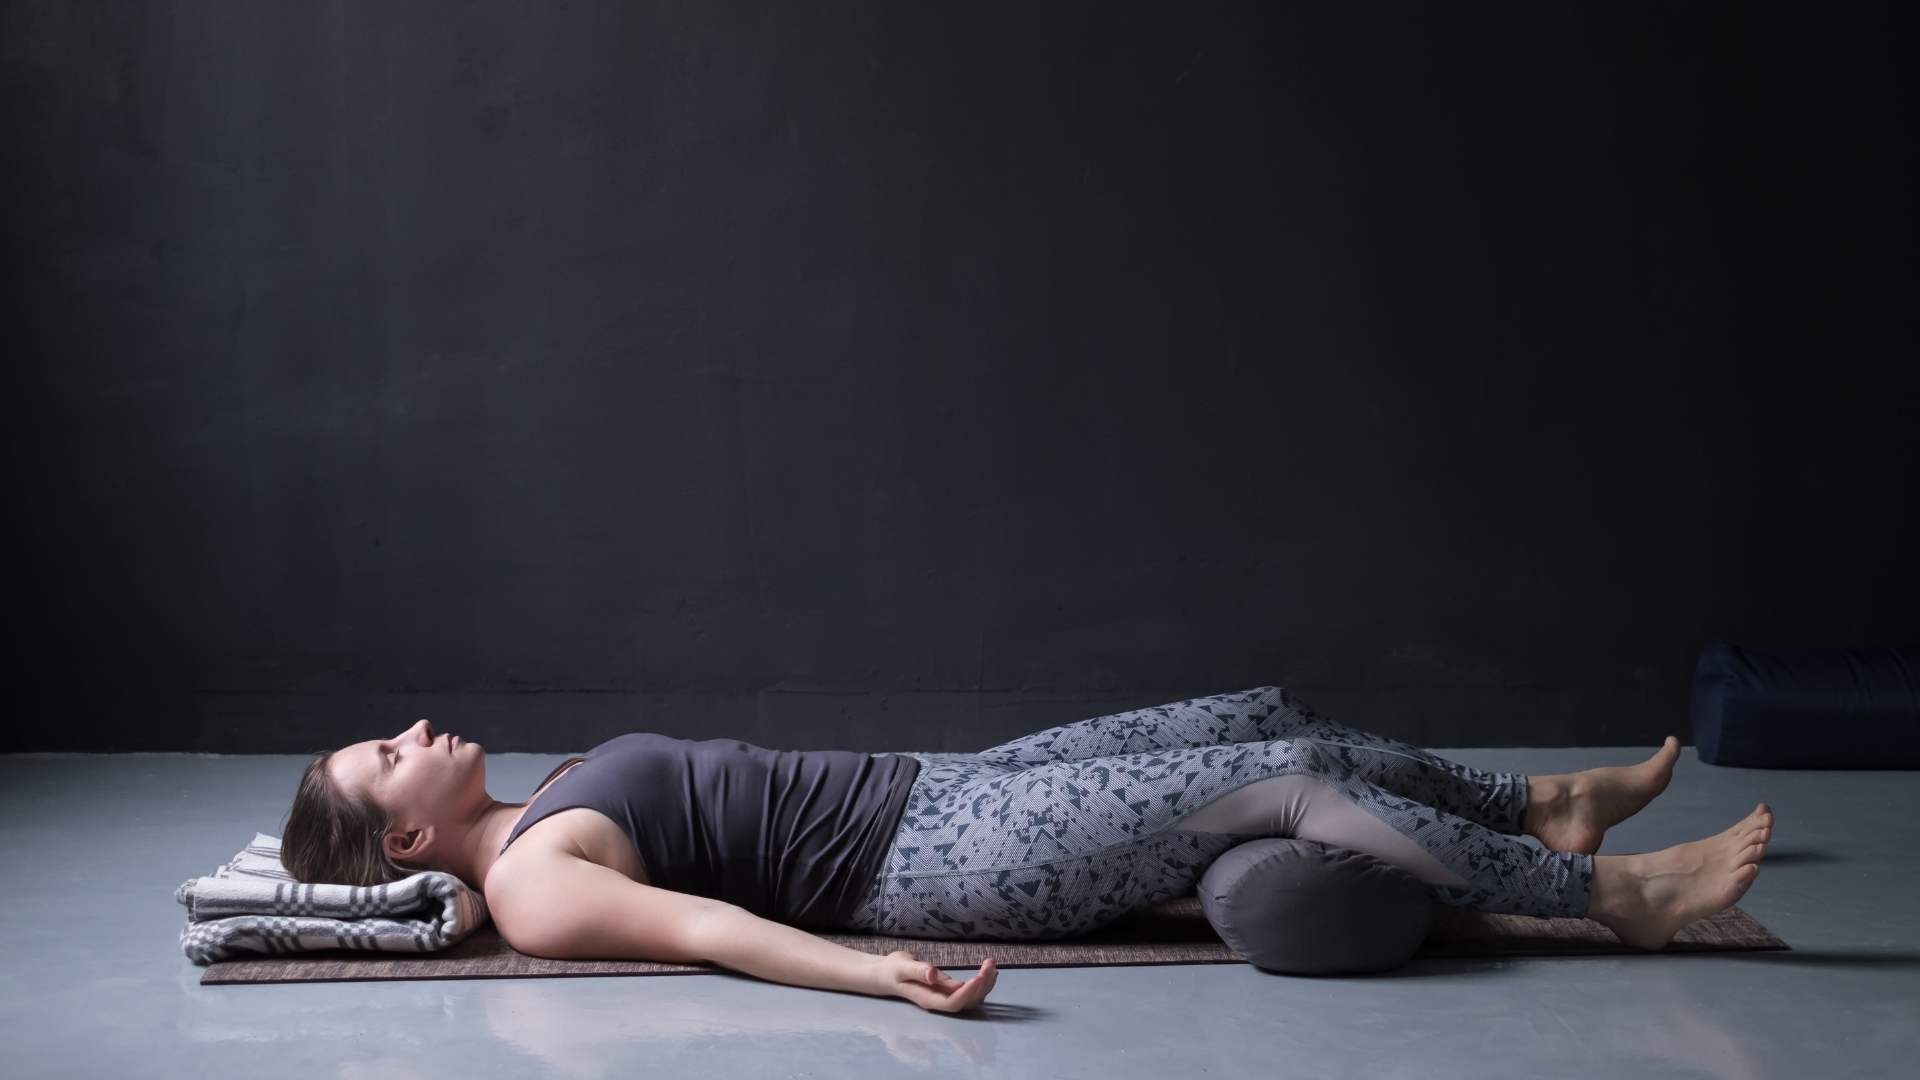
left=485, top=734, right=920, bottom=927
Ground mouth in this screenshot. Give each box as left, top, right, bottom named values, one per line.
left=448, top=734, right=461, bottom=753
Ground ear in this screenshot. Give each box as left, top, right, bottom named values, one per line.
left=383, top=825, right=435, bottom=865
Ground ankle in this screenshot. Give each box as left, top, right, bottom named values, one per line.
left=1523, top=775, right=1569, bottom=833
left=1586, top=855, right=1636, bottom=921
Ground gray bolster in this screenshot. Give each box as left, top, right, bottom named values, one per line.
left=1198, top=838, right=1431, bottom=975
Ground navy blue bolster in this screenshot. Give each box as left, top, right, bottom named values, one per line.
left=1692, top=641, right=1920, bottom=768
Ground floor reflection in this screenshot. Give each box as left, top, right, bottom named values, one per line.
left=338, top=1058, right=437, bottom=1080
left=480, top=979, right=1002, bottom=1074
left=1599, top=970, right=1765, bottom=1080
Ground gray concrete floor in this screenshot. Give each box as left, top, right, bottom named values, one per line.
left=1, top=748, right=1915, bottom=1079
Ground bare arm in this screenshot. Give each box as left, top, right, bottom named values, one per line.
left=488, top=848, right=997, bottom=1012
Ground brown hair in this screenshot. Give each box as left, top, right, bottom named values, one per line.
left=280, top=752, right=411, bottom=886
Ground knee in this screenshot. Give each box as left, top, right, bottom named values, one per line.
left=1254, top=737, right=1337, bottom=775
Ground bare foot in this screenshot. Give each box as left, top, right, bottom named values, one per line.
left=1525, top=737, right=1681, bottom=854
left=1587, top=803, right=1773, bottom=950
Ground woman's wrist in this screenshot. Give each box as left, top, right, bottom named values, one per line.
left=865, top=952, right=902, bottom=998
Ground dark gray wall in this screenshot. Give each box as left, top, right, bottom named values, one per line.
left=4, top=2, right=1916, bottom=753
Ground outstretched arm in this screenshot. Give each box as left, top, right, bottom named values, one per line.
left=488, top=848, right=997, bottom=1012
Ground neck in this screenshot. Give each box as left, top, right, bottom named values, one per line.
left=432, top=797, right=529, bottom=889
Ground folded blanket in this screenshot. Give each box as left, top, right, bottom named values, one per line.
left=176, top=834, right=489, bottom=964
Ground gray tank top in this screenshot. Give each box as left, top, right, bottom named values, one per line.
left=501, top=734, right=919, bottom=928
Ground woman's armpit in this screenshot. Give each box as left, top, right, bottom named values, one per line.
left=501, top=805, right=650, bottom=885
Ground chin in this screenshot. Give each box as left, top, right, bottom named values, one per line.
left=459, top=753, right=490, bottom=801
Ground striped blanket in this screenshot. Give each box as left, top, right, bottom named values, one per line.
left=175, top=834, right=490, bottom=964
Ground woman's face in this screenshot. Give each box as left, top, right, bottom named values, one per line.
left=329, top=719, right=488, bottom=830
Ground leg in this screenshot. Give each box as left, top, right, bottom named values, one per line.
left=862, top=738, right=1592, bottom=941
left=1178, top=772, right=1775, bottom=952
left=979, top=687, right=1531, bottom=834
left=1230, top=693, right=1682, bottom=845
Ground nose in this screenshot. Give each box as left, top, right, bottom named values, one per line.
left=400, top=718, right=435, bottom=744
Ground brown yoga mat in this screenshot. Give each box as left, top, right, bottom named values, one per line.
left=199, top=898, right=1786, bottom=985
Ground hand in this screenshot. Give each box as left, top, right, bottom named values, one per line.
left=876, top=951, right=998, bottom=1012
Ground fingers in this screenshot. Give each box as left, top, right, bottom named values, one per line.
left=887, top=950, right=942, bottom=987
left=944, top=977, right=990, bottom=1011
left=928, top=967, right=965, bottom=990
left=887, top=945, right=1006, bottom=1006
left=936, top=962, right=997, bottom=1012
left=956, top=959, right=998, bottom=1008
left=894, top=952, right=973, bottom=992
left=972, top=958, right=998, bottom=1000
left=898, top=959, right=999, bottom=1013
left=956, top=958, right=997, bottom=993
left=910, top=959, right=971, bottom=991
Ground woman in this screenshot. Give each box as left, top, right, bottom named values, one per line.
left=282, top=687, right=1771, bottom=1013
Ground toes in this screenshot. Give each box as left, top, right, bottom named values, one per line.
left=1644, top=738, right=1680, bottom=770
left=1723, top=863, right=1761, bottom=904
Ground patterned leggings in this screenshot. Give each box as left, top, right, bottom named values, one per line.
left=846, top=687, right=1592, bottom=940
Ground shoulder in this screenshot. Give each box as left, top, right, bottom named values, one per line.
left=488, top=806, right=649, bottom=896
